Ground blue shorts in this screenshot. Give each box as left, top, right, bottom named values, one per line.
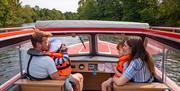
left=64, top=74, right=73, bottom=91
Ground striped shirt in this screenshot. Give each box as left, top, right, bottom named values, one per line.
left=54, top=52, right=69, bottom=65
left=123, top=58, right=153, bottom=83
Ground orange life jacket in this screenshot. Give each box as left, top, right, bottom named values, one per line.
left=47, top=52, right=64, bottom=58
left=47, top=52, right=72, bottom=76
left=114, top=54, right=130, bottom=77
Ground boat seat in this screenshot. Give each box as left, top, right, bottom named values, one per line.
left=113, top=82, right=169, bottom=91
left=14, top=79, right=65, bottom=91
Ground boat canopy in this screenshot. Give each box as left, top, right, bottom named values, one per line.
left=35, top=20, right=149, bottom=29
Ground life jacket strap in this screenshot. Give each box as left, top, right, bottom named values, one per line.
left=26, top=55, right=51, bottom=80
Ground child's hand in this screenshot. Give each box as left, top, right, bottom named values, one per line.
left=113, top=77, right=119, bottom=84
left=114, top=67, right=121, bottom=76
left=60, top=44, right=68, bottom=52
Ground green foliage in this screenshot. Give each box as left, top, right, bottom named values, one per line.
left=34, top=8, right=64, bottom=20
left=96, top=0, right=123, bottom=21
left=0, top=0, right=179, bottom=27
left=17, top=5, right=36, bottom=23
left=78, top=0, right=179, bottom=26
left=64, top=12, right=79, bottom=20
left=158, top=0, right=180, bottom=26
left=0, top=0, right=13, bottom=27
left=78, top=0, right=98, bottom=20
left=78, top=0, right=123, bottom=21
left=0, top=1, right=74, bottom=27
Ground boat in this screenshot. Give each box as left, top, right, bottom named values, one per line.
left=0, top=20, right=180, bottom=91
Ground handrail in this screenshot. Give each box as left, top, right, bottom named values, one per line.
left=151, top=26, right=180, bottom=33
left=0, top=73, right=21, bottom=91
left=0, top=27, right=35, bottom=33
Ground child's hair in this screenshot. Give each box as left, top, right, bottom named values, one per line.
left=116, top=36, right=129, bottom=50
left=116, top=41, right=125, bottom=50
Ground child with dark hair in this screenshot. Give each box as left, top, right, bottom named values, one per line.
left=113, top=38, right=155, bottom=86
left=101, top=41, right=130, bottom=91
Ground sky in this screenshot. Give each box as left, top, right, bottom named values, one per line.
left=20, top=0, right=80, bottom=13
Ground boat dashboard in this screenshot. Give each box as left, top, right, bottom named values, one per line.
left=70, top=56, right=118, bottom=73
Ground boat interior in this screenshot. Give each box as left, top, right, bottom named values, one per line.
left=0, top=21, right=179, bottom=91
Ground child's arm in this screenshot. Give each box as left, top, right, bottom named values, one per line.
left=114, top=66, right=122, bottom=77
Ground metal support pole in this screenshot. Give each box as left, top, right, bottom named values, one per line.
left=162, top=48, right=167, bottom=82
left=18, top=45, right=23, bottom=77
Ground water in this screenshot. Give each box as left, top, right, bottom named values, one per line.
left=0, top=23, right=34, bottom=85
left=0, top=46, right=20, bottom=85
left=165, top=51, right=180, bottom=86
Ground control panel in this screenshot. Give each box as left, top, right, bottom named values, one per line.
left=71, top=61, right=116, bottom=73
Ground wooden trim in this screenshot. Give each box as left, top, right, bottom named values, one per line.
left=113, top=82, right=169, bottom=91
left=15, top=79, right=65, bottom=91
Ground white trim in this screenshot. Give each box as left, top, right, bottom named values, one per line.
left=0, top=73, right=20, bottom=90
left=68, top=42, right=89, bottom=54
left=98, top=41, right=111, bottom=54
left=68, top=43, right=82, bottom=47
left=78, top=46, right=89, bottom=54
left=78, top=42, right=89, bottom=54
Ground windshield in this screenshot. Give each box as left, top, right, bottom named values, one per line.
left=51, top=34, right=90, bottom=55
left=97, top=34, right=141, bottom=56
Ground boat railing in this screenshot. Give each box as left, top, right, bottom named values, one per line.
left=151, top=26, right=180, bottom=33
left=0, top=27, right=35, bottom=33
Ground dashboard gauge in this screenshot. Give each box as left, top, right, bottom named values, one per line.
left=79, top=64, right=85, bottom=70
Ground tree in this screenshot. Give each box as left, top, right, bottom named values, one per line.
left=96, top=0, right=123, bottom=21
left=16, top=5, right=35, bottom=23
left=78, top=0, right=123, bottom=21
left=159, top=0, right=180, bottom=26
left=64, top=12, right=78, bottom=20
left=34, top=8, right=64, bottom=20
left=138, top=0, right=160, bottom=25
left=78, top=0, right=99, bottom=20
left=0, top=0, right=21, bottom=27
left=0, top=0, right=11, bottom=27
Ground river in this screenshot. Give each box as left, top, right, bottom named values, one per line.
left=0, top=46, right=20, bottom=85
left=0, top=23, right=34, bottom=85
